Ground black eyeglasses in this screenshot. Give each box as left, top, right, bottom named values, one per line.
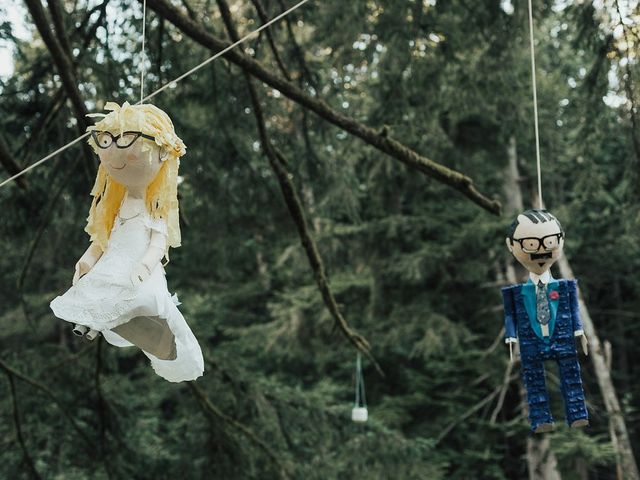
left=91, top=130, right=156, bottom=149
left=511, top=233, right=563, bottom=253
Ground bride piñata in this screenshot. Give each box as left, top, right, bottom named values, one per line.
left=51, top=102, right=204, bottom=383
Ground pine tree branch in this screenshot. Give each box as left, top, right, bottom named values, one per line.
left=18, top=154, right=80, bottom=297
left=142, top=0, right=502, bottom=215
left=0, top=357, right=96, bottom=449
left=2, top=368, right=43, bottom=480
left=216, top=0, right=383, bottom=375
left=188, top=382, right=291, bottom=480
left=44, top=343, right=94, bottom=373
left=94, top=338, right=107, bottom=446
left=435, top=373, right=518, bottom=446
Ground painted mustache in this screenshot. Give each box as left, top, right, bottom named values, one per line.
left=530, top=252, right=552, bottom=260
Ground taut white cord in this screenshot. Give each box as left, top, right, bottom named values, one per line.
left=138, top=0, right=309, bottom=105
left=0, top=133, right=91, bottom=188
left=527, top=0, right=543, bottom=209
left=140, top=0, right=147, bottom=102
left=0, top=0, right=311, bottom=189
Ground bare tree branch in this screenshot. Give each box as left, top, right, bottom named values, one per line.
left=249, top=0, right=291, bottom=80
left=188, top=382, right=291, bottom=480
left=0, top=357, right=96, bottom=450
left=489, top=359, right=513, bottom=424
left=216, top=0, right=382, bottom=374
left=435, top=375, right=517, bottom=446
left=0, top=135, right=27, bottom=189
left=15, top=0, right=107, bottom=165
left=275, top=0, right=316, bottom=87
left=24, top=0, right=90, bottom=130
left=2, top=369, right=43, bottom=479
left=142, top=0, right=502, bottom=215
left=47, top=0, right=73, bottom=59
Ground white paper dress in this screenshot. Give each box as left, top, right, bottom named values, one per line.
left=50, top=196, right=204, bottom=382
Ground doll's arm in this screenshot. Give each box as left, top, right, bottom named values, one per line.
left=568, top=280, right=584, bottom=333
left=502, top=286, right=518, bottom=362
left=130, top=229, right=167, bottom=285
left=568, top=280, right=588, bottom=355
left=72, top=242, right=103, bottom=285
left=502, top=286, right=517, bottom=342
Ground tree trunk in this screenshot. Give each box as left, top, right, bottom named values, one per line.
left=556, top=256, right=639, bottom=480
left=525, top=427, right=562, bottom=480
left=503, top=135, right=523, bottom=212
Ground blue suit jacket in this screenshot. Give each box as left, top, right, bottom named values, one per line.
left=501, top=277, right=583, bottom=343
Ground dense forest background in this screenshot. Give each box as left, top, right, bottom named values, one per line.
left=1, top=0, right=639, bottom=478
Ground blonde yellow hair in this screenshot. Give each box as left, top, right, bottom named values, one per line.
left=85, top=102, right=186, bottom=256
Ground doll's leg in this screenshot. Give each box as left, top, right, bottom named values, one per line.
left=557, top=355, right=588, bottom=427
left=112, top=317, right=177, bottom=360
left=521, top=355, right=554, bottom=432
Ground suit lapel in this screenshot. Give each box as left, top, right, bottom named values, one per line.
left=520, top=280, right=542, bottom=340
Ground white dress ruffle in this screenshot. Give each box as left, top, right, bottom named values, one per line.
left=50, top=199, right=204, bottom=382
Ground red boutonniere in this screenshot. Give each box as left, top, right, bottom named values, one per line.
left=548, top=291, right=559, bottom=301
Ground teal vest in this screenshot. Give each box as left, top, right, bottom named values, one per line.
left=520, top=278, right=560, bottom=342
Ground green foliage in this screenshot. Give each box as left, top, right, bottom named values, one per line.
left=0, top=0, right=637, bottom=478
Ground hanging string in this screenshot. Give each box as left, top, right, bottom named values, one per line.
left=354, top=353, right=366, bottom=409
left=0, top=0, right=311, bottom=190
left=527, top=0, right=543, bottom=209
left=140, top=0, right=147, bottom=103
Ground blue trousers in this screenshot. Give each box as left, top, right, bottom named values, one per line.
left=520, top=335, right=588, bottom=430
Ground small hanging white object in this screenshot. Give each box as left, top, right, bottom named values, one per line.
left=351, top=353, right=368, bottom=423
left=351, top=406, right=368, bottom=422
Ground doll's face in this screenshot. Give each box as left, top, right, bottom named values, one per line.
left=506, top=213, right=564, bottom=275
left=95, top=132, right=165, bottom=188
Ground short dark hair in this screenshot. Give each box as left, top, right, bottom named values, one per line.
left=506, top=209, right=564, bottom=241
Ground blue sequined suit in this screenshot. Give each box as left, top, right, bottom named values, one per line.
left=501, top=278, right=588, bottom=431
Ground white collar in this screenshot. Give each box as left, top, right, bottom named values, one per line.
left=529, top=270, right=551, bottom=286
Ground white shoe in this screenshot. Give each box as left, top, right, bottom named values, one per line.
left=85, top=329, right=100, bottom=341
left=72, top=324, right=88, bottom=336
